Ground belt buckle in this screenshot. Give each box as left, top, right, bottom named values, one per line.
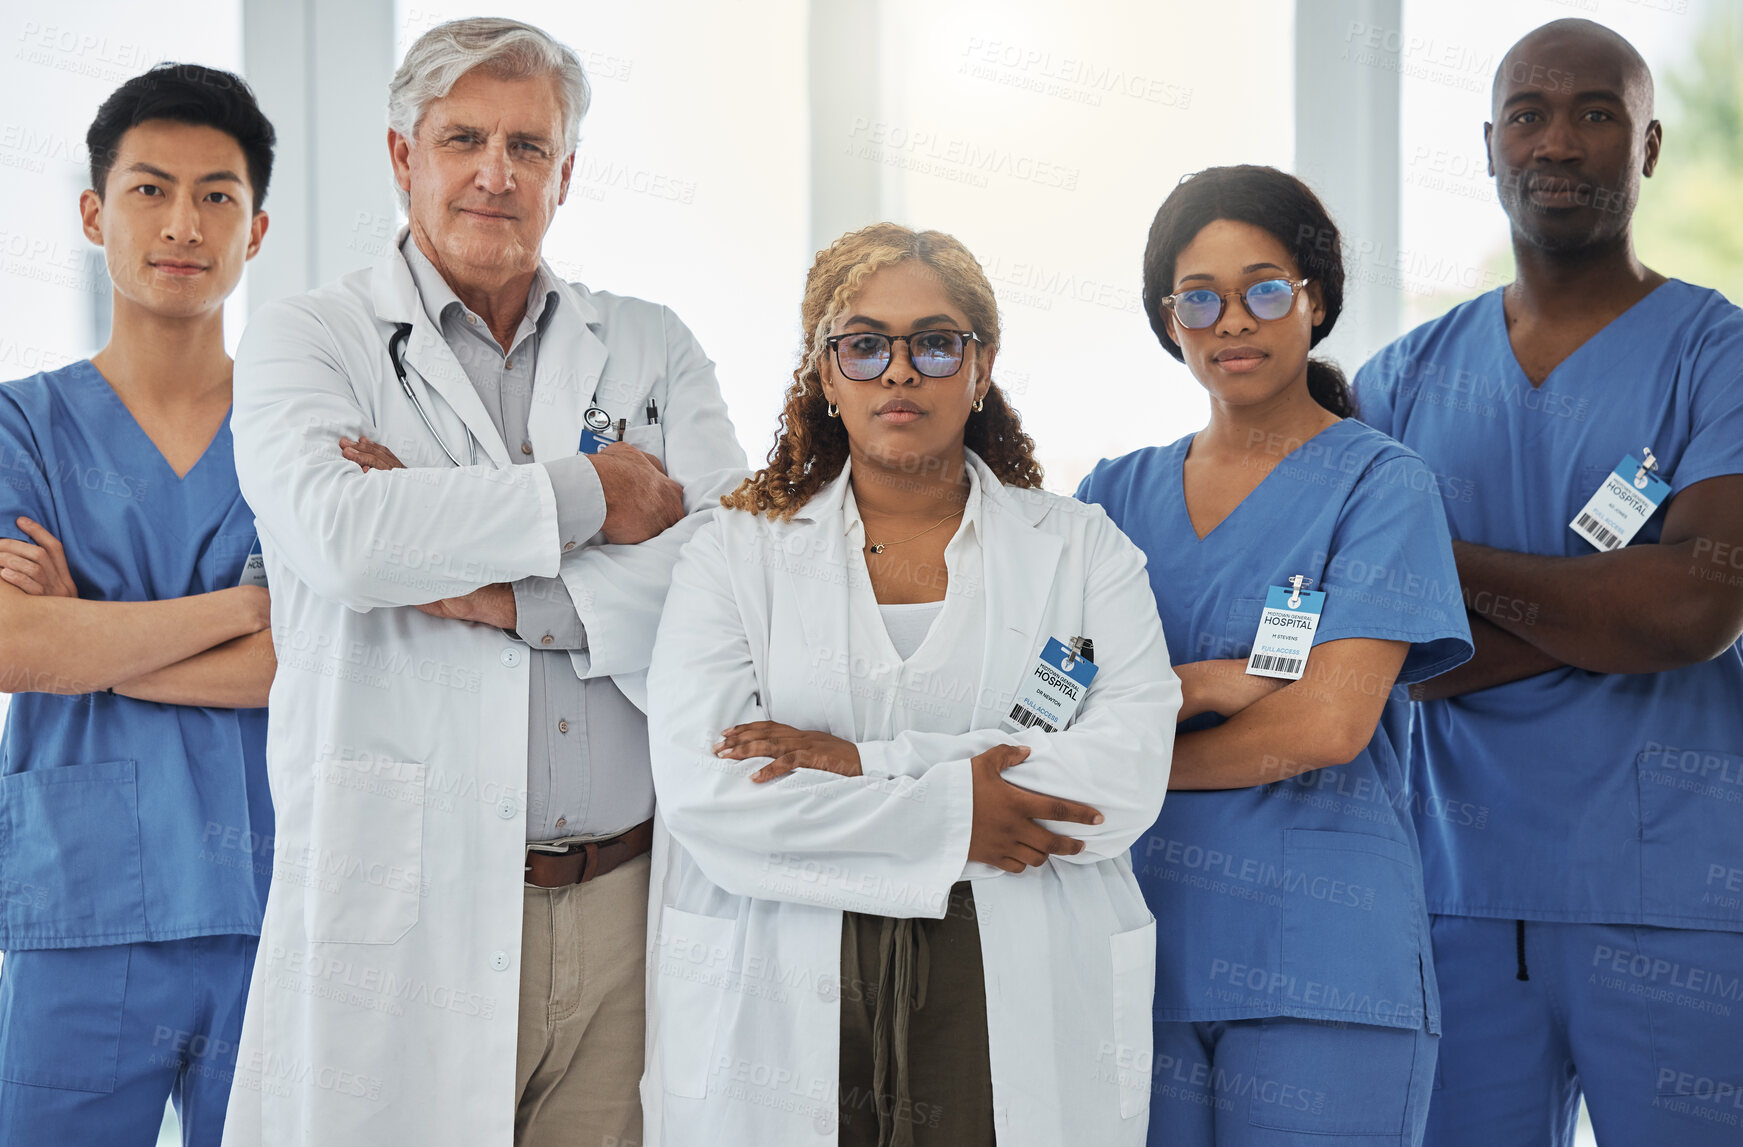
left=523, top=840, right=599, bottom=887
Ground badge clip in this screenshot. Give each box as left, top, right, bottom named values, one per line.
left=1635, top=446, right=1659, bottom=490
left=1286, top=574, right=1315, bottom=610
left=1064, top=635, right=1095, bottom=671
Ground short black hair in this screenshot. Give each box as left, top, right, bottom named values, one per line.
left=1141, top=164, right=1355, bottom=419
left=87, top=63, right=276, bottom=210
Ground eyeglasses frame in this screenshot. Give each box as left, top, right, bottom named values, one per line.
left=1160, top=277, right=1313, bottom=331
left=823, top=328, right=984, bottom=381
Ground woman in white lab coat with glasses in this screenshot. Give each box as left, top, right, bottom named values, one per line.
left=642, top=223, right=1181, bottom=1146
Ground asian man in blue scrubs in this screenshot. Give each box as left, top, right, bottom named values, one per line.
left=0, top=65, right=276, bottom=1146
left=1356, top=19, right=1743, bottom=1147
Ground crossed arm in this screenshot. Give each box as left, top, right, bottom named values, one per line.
left=1412, top=474, right=1743, bottom=700
left=1165, top=637, right=1409, bottom=789
left=0, top=516, right=275, bottom=706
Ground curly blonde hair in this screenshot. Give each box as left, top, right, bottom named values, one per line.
left=723, top=222, right=1042, bottom=518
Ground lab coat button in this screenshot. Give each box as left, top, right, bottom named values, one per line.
left=813, top=1108, right=837, bottom=1135
left=562, top=541, right=576, bottom=552
left=558, top=719, right=569, bottom=733
left=496, top=797, right=517, bottom=820
left=818, top=975, right=838, bottom=1002
left=520, top=440, right=533, bottom=455
left=490, top=950, right=510, bottom=972
left=501, top=648, right=523, bottom=668
left=540, top=635, right=554, bottom=646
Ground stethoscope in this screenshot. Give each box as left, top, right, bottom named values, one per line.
left=388, top=323, right=474, bottom=468
left=388, top=322, right=630, bottom=465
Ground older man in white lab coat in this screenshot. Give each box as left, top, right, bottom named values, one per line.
left=223, top=17, right=745, bottom=1147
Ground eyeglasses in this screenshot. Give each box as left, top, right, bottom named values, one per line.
left=1160, top=277, right=1310, bottom=330
left=824, top=329, right=982, bottom=381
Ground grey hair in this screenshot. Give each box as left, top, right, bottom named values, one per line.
left=388, top=17, right=590, bottom=210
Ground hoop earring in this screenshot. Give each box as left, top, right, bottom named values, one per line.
left=972, top=395, right=985, bottom=413
left=827, top=402, right=840, bottom=418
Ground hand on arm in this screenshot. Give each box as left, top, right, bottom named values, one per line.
left=590, top=441, right=684, bottom=545
left=1169, top=637, right=1408, bottom=790
left=714, top=722, right=1103, bottom=874
left=717, top=721, right=864, bottom=782
left=1453, top=475, right=1743, bottom=675
left=0, top=517, right=78, bottom=597
left=964, top=744, right=1103, bottom=873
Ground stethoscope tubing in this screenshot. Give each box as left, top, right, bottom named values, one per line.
left=388, top=322, right=470, bottom=468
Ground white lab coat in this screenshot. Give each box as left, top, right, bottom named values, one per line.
left=222, top=232, right=746, bottom=1147
left=642, top=453, right=1180, bottom=1146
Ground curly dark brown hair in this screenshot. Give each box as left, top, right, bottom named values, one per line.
left=723, top=223, right=1042, bottom=519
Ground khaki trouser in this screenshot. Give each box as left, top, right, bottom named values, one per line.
left=514, top=851, right=650, bottom=1147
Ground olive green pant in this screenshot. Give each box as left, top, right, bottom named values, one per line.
left=838, top=881, right=996, bottom=1147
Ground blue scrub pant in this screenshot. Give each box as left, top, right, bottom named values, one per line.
left=1148, top=1017, right=1438, bottom=1145
left=1425, top=915, right=1743, bottom=1147
left=0, top=933, right=256, bottom=1147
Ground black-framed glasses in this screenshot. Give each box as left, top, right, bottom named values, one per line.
left=1160, top=277, right=1310, bottom=330
left=824, top=329, right=982, bottom=381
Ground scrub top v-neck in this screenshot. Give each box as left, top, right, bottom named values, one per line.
left=1079, top=417, right=1471, bottom=1031
left=0, top=360, right=272, bottom=950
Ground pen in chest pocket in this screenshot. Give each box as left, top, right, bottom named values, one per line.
left=578, top=398, right=661, bottom=455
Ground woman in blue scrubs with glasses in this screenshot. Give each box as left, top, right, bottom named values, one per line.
left=1077, top=165, right=1472, bottom=1146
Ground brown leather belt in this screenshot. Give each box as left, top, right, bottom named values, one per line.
left=523, top=818, right=654, bottom=888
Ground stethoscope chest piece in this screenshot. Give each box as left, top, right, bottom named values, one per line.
left=583, top=406, right=613, bottom=432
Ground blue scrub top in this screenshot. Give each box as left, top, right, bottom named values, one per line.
left=1079, top=418, right=1471, bottom=1032
left=0, top=361, right=271, bottom=950
left=1357, top=280, right=1743, bottom=933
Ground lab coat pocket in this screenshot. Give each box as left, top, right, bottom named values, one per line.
left=0, top=760, right=146, bottom=943
left=1109, top=918, right=1157, bottom=1118
left=652, top=905, right=736, bottom=1099
left=1636, top=746, right=1743, bottom=927
left=1278, top=829, right=1431, bottom=1032
left=621, top=424, right=666, bottom=467
left=303, top=758, right=428, bottom=945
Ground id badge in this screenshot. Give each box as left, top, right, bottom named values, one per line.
left=237, top=542, right=268, bottom=589
left=1570, top=452, right=1670, bottom=552
left=1001, top=637, right=1098, bottom=734
left=579, top=428, right=618, bottom=455
left=1246, top=584, right=1325, bottom=680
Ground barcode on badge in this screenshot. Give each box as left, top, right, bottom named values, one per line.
left=1576, top=512, right=1620, bottom=550
left=1248, top=653, right=1303, bottom=675
left=1006, top=703, right=1057, bottom=733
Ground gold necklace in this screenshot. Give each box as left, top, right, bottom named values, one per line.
left=865, top=506, right=964, bottom=555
